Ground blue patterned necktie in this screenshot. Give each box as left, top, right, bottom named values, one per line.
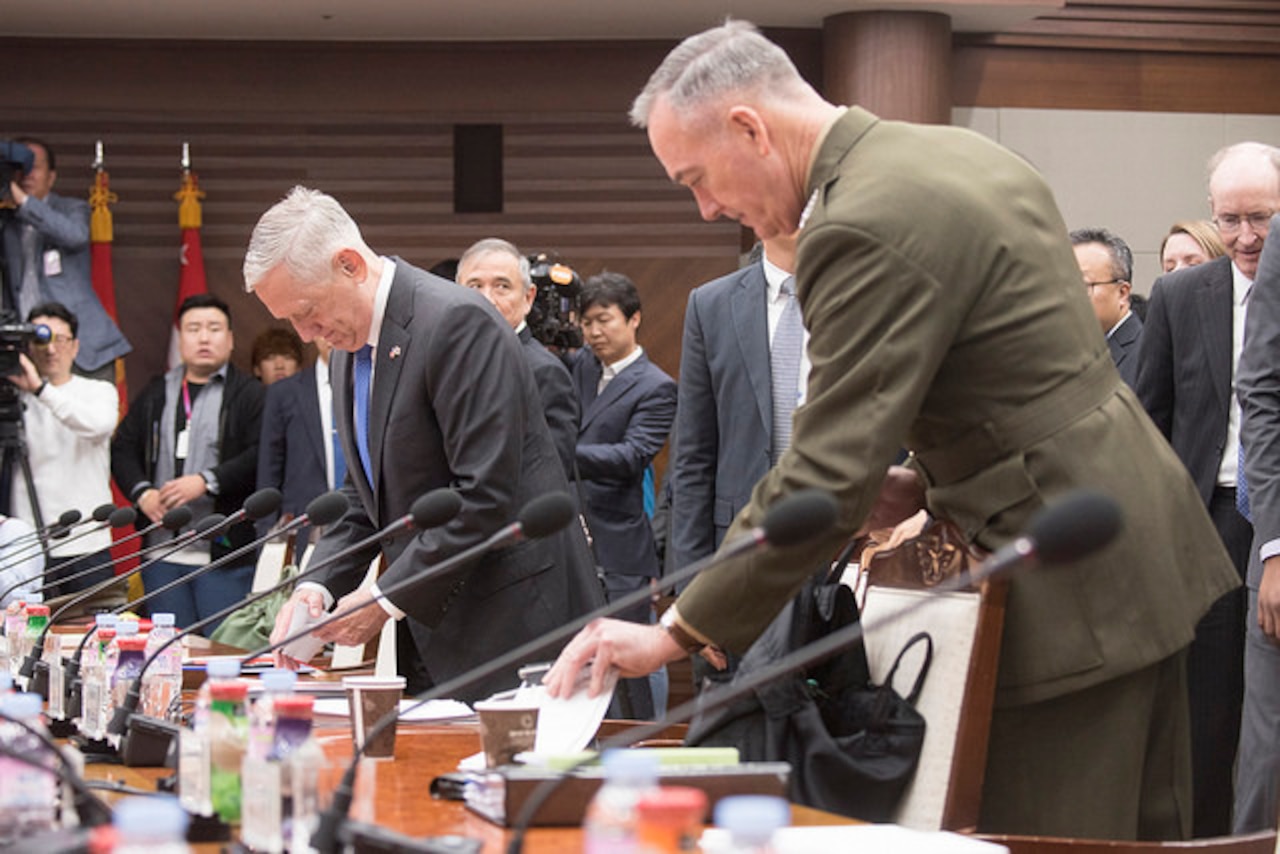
left=771, top=276, right=803, bottom=465
left=1238, top=444, right=1252, bottom=522
left=331, top=399, right=347, bottom=490
left=353, top=344, right=373, bottom=485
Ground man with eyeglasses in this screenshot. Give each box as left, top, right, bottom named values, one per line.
left=1071, top=227, right=1142, bottom=387
left=4, top=301, right=118, bottom=598
left=1135, top=140, right=1280, bottom=838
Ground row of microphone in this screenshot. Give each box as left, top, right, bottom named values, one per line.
left=1, top=482, right=1124, bottom=854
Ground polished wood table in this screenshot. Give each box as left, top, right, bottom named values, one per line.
left=84, top=718, right=851, bottom=852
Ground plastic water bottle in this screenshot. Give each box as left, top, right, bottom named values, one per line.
left=248, top=668, right=298, bottom=762
left=1, top=602, right=27, bottom=675
left=208, top=677, right=250, bottom=823
left=239, top=669, right=298, bottom=851
left=141, top=612, right=182, bottom=719
left=18, top=604, right=49, bottom=686
left=100, top=620, right=139, bottom=742
left=111, top=635, right=148, bottom=713
left=708, top=795, right=790, bottom=853
left=583, top=749, right=661, bottom=854
left=80, top=625, right=116, bottom=739
left=0, top=692, right=58, bottom=844
left=179, top=658, right=241, bottom=817
left=112, top=794, right=191, bottom=854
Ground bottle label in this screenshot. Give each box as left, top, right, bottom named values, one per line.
left=46, top=659, right=64, bottom=720
left=240, top=758, right=284, bottom=853
left=178, top=728, right=213, bottom=816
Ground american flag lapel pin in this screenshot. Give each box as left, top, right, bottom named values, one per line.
left=389, top=345, right=402, bottom=360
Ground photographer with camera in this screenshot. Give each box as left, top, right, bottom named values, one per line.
left=2, top=137, right=130, bottom=381
left=6, top=302, right=118, bottom=597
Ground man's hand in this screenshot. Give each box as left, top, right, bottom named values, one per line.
left=271, top=588, right=327, bottom=669
left=544, top=617, right=684, bottom=700
left=858, top=465, right=927, bottom=535
left=312, top=587, right=389, bottom=647
left=158, top=474, right=207, bottom=510
left=4, top=354, right=41, bottom=394
left=8, top=181, right=26, bottom=207
left=137, top=488, right=166, bottom=524
left=1258, top=556, right=1280, bottom=643
left=884, top=509, right=930, bottom=549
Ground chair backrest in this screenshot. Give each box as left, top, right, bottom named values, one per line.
left=850, top=529, right=1007, bottom=832
left=979, top=831, right=1277, bottom=854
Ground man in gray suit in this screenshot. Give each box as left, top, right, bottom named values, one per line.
left=2, top=137, right=129, bottom=379
left=1070, top=227, right=1142, bottom=388
left=1231, top=168, right=1280, bottom=835
left=248, top=186, right=601, bottom=702
left=1136, top=142, right=1277, bottom=837
left=669, top=233, right=800, bottom=572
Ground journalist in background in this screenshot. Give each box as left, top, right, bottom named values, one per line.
left=547, top=20, right=1237, bottom=840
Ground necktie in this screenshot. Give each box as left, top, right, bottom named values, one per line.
left=331, top=396, right=347, bottom=490
left=18, top=224, right=42, bottom=320
left=353, top=345, right=373, bottom=486
left=771, top=276, right=803, bottom=465
left=1238, top=444, right=1252, bottom=522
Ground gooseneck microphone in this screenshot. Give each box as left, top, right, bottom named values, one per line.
left=0, top=508, right=84, bottom=552
left=0, top=507, right=137, bottom=606
left=18, top=506, right=207, bottom=682
left=501, top=489, right=1125, bottom=851
left=106, top=489, right=356, bottom=737
left=0, top=507, right=88, bottom=575
left=249, top=491, right=578, bottom=674
left=310, top=488, right=841, bottom=854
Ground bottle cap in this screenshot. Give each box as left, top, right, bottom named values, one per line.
left=98, top=628, right=117, bottom=641
left=113, top=794, right=190, bottom=841
left=714, top=795, right=790, bottom=843
left=25, top=604, right=50, bottom=616
left=637, top=786, right=708, bottom=825
left=600, top=748, right=661, bottom=786
left=151, top=612, right=176, bottom=627
left=205, top=657, right=242, bottom=679
left=0, top=691, right=44, bottom=720
left=274, top=695, right=315, bottom=718
left=259, top=668, right=299, bottom=694
left=94, top=614, right=119, bottom=628
left=210, top=679, right=249, bottom=702
left=118, top=636, right=148, bottom=652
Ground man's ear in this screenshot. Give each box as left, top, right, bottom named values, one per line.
left=728, top=106, right=769, bottom=154
left=335, top=248, right=366, bottom=280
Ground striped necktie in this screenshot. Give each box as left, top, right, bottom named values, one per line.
left=771, top=276, right=802, bottom=465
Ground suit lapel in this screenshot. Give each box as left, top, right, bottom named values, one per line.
left=581, top=353, right=644, bottom=431
left=1197, top=258, right=1234, bottom=413
left=370, top=268, right=415, bottom=494
left=732, top=263, right=773, bottom=441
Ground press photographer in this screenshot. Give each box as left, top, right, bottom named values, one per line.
left=0, top=137, right=130, bottom=382
left=4, top=302, right=118, bottom=599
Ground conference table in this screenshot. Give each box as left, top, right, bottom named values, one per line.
left=84, top=717, right=853, bottom=852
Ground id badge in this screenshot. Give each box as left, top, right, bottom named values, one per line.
left=175, top=428, right=190, bottom=460
left=43, top=249, right=62, bottom=277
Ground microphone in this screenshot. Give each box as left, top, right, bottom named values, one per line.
left=106, top=489, right=352, bottom=740
left=501, top=489, right=1125, bottom=850
left=18, top=506, right=209, bottom=684
left=0, top=506, right=145, bottom=607
left=249, top=492, right=577, bottom=676
left=0, top=508, right=87, bottom=574
left=2, top=508, right=84, bottom=550
left=28, top=507, right=139, bottom=595
left=308, top=488, right=840, bottom=854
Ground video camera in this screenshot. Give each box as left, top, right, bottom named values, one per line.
left=527, top=252, right=583, bottom=351
left=0, top=140, right=34, bottom=205
left=0, top=312, right=49, bottom=423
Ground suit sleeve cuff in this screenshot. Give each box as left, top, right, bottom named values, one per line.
left=370, top=580, right=406, bottom=621
left=661, top=603, right=714, bottom=652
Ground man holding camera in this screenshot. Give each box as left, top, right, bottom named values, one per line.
left=2, top=137, right=130, bottom=381
left=6, top=301, right=118, bottom=596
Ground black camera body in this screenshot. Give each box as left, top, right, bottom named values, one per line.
left=0, top=140, right=34, bottom=204
left=526, top=253, right=583, bottom=351
left=0, top=312, right=50, bottom=423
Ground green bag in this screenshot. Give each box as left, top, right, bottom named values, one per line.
left=209, top=564, right=298, bottom=650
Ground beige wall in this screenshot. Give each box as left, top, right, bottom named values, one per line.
left=957, top=107, right=1280, bottom=293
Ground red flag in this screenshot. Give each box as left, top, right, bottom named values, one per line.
left=168, top=170, right=207, bottom=369
left=89, top=160, right=137, bottom=573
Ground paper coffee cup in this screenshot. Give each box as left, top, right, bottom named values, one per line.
left=475, top=700, right=540, bottom=768
left=343, top=675, right=406, bottom=758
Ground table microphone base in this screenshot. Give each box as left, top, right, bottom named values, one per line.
left=46, top=716, right=77, bottom=738
left=340, top=822, right=482, bottom=853
left=28, top=660, right=50, bottom=700
left=120, top=714, right=180, bottom=767
left=186, top=811, right=232, bottom=844
left=71, top=733, right=120, bottom=765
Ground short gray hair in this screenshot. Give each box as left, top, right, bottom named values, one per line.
left=1070, top=227, right=1133, bottom=283
left=243, top=186, right=367, bottom=291
left=457, top=237, right=532, bottom=291
left=629, top=20, right=804, bottom=128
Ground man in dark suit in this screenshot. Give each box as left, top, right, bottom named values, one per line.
left=456, top=237, right=578, bottom=480
left=669, top=234, right=800, bottom=575
left=1135, top=143, right=1276, bottom=837
left=248, top=186, right=600, bottom=702
left=549, top=22, right=1237, bottom=839
left=1223, top=173, right=1280, bottom=832
left=256, top=339, right=340, bottom=550
left=1070, top=227, right=1143, bottom=388
left=571, top=272, right=677, bottom=717
left=2, top=137, right=130, bottom=380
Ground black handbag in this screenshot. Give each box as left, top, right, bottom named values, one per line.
left=685, top=562, right=933, bottom=822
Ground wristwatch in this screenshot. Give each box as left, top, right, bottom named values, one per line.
left=659, top=606, right=708, bottom=654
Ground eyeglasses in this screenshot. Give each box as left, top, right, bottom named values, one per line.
left=1084, top=278, right=1126, bottom=289
left=1213, top=212, right=1275, bottom=235
left=33, top=333, right=75, bottom=348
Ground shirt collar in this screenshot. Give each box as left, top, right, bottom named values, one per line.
left=365, top=256, right=396, bottom=351
left=604, top=345, right=644, bottom=377
left=1232, top=260, right=1254, bottom=305
left=762, top=252, right=794, bottom=302
left=1105, top=310, right=1132, bottom=339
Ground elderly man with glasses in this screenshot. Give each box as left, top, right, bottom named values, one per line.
left=4, top=301, right=119, bottom=597
left=1135, top=141, right=1280, bottom=838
